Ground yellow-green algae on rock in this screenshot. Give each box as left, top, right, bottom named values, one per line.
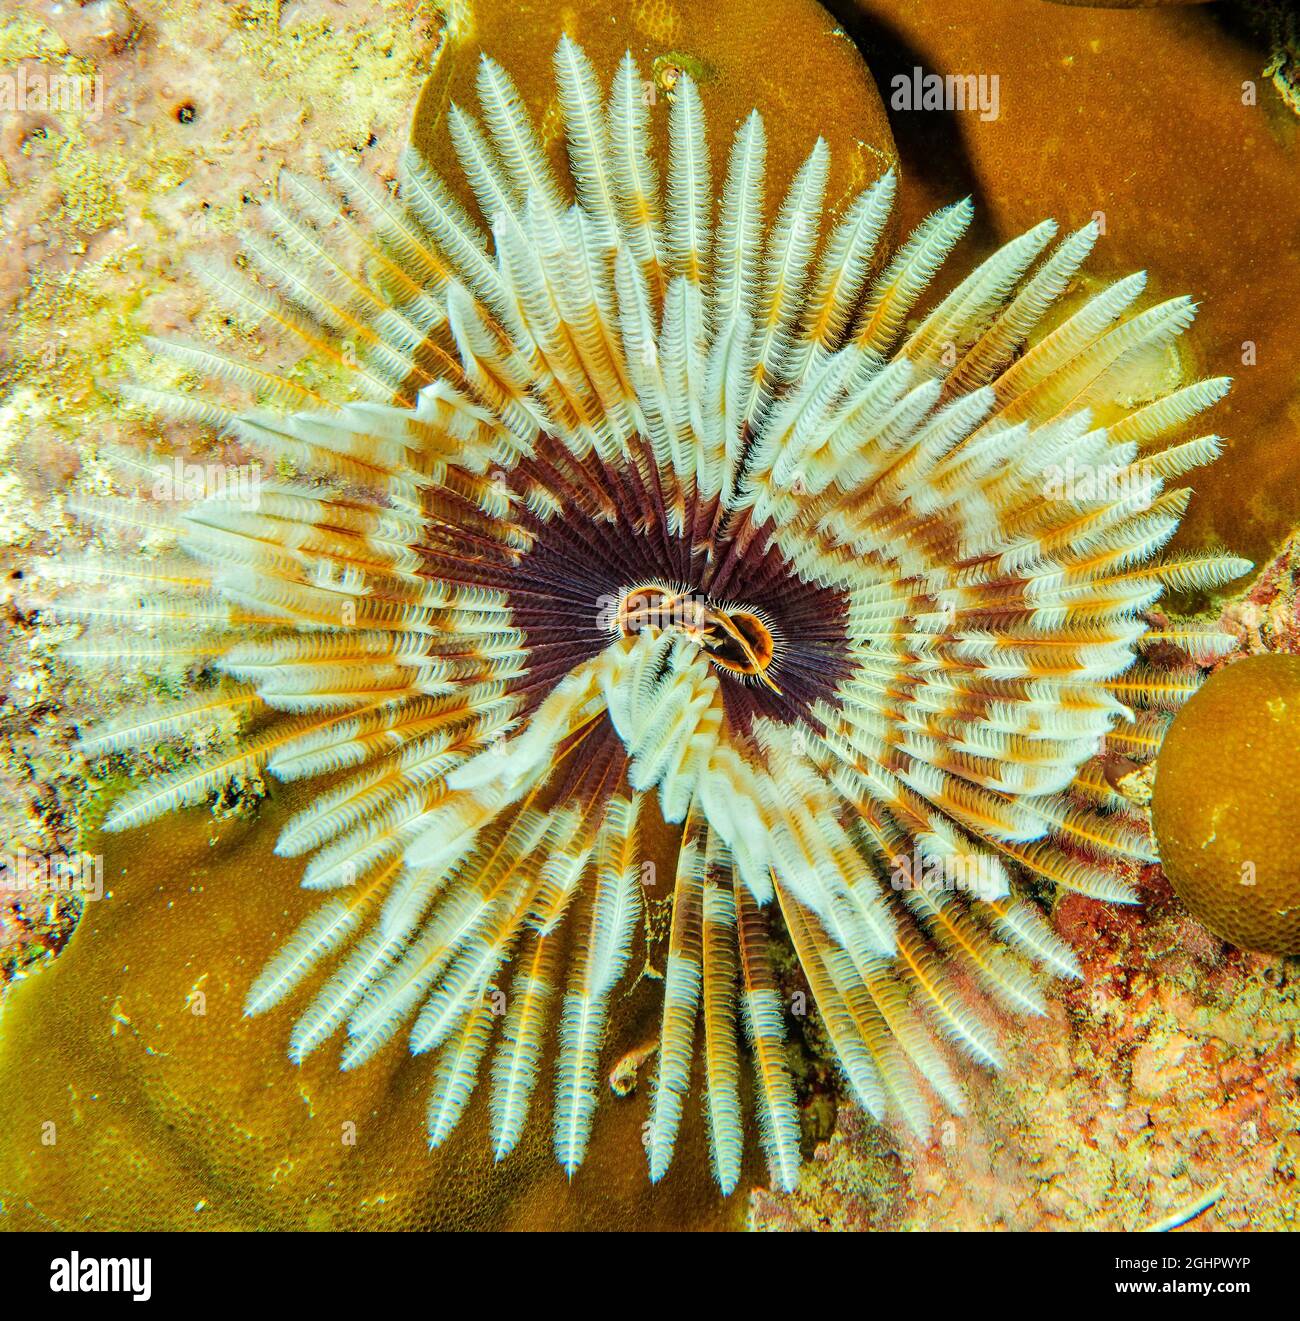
left=1152, top=655, right=1300, bottom=955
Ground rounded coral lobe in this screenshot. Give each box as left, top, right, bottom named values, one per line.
left=1152, top=653, right=1300, bottom=956
left=60, top=36, right=1248, bottom=1196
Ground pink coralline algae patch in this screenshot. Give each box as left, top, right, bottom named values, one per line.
left=1219, top=532, right=1300, bottom=660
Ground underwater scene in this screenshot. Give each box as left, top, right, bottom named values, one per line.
left=0, top=0, right=1298, bottom=1262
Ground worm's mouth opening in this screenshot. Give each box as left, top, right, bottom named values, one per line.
left=613, top=584, right=782, bottom=694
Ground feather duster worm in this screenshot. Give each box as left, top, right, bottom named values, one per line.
left=57, top=37, right=1249, bottom=1194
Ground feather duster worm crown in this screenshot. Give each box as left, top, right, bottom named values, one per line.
left=59, top=37, right=1248, bottom=1194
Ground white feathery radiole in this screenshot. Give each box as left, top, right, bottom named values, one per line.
left=55, top=36, right=1250, bottom=1196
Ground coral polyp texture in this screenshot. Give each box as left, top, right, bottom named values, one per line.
left=1152, top=654, right=1300, bottom=955
left=56, top=36, right=1250, bottom=1195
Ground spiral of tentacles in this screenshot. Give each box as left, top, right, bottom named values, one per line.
left=59, top=38, right=1250, bottom=1193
